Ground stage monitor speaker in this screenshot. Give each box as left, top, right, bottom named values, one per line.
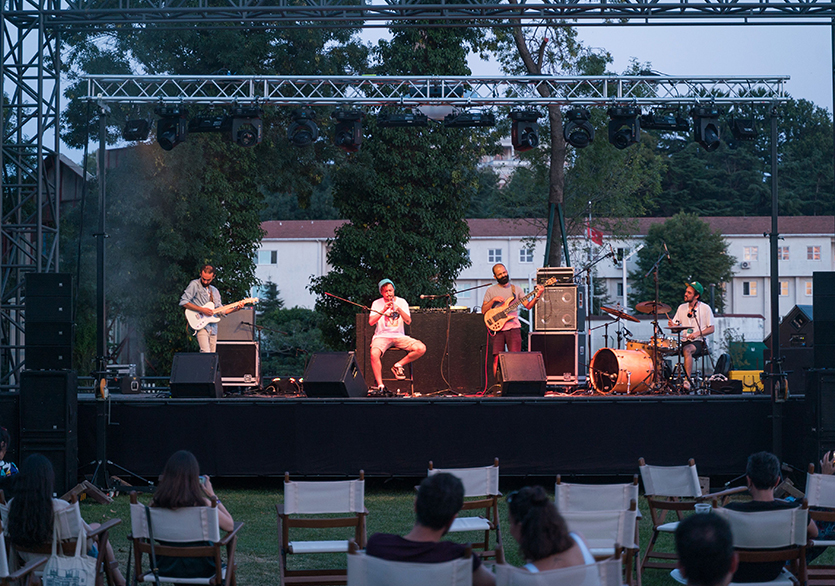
left=497, top=352, right=547, bottom=397
left=533, top=286, right=577, bottom=331
left=303, top=352, right=367, bottom=398
left=19, top=435, right=77, bottom=496
left=20, top=370, right=77, bottom=435
left=25, top=273, right=72, bottom=298
left=217, top=308, right=256, bottom=341
left=216, top=341, right=260, bottom=386
left=170, top=353, right=223, bottom=398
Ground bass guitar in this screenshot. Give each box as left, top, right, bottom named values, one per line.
left=185, top=297, right=259, bottom=331
left=483, top=277, right=556, bottom=333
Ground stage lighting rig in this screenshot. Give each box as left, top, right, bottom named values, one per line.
left=443, top=110, right=496, bottom=128
left=287, top=109, right=319, bottom=147
left=510, top=110, right=541, bottom=152
left=122, top=118, right=150, bottom=142
left=691, top=107, right=722, bottom=151
left=154, top=106, right=188, bottom=151
left=730, top=117, right=757, bottom=141
left=607, top=107, right=640, bottom=150
left=231, top=106, right=263, bottom=147
left=331, top=109, right=364, bottom=153
left=377, top=110, right=429, bottom=128
left=187, top=113, right=229, bottom=134
left=562, top=108, right=594, bottom=149
left=640, top=110, right=689, bottom=132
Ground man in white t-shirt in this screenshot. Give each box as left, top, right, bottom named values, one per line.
left=668, top=281, right=714, bottom=390
left=369, top=279, right=426, bottom=392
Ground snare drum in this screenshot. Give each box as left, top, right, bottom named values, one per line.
left=651, top=336, right=679, bottom=355
left=589, top=348, right=654, bottom=395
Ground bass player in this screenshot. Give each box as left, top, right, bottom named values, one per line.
left=180, top=264, right=244, bottom=353
left=481, top=263, right=544, bottom=376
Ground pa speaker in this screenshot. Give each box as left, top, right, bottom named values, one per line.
left=497, top=352, right=547, bottom=397
left=20, top=436, right=77, bottom=496
left=20, top=370, right=77, bottom=435
left=533, top=286, right=577, bottom=331
left=303, top=352, right=367, bottom=398
left=170, top=353, right=223, bottom=398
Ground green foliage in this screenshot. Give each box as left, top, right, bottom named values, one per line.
left=260, top=306, right=332, bottom=377
left=629, top=213, right=736, bottom=313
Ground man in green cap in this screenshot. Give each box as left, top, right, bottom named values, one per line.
left=668, top=281, right=714, bottom=391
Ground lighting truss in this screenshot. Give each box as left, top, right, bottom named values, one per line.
left=82, top=75, right=790, bottom=107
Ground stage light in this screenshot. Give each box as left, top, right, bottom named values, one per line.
left=414, top=84, right=462, bottom=121
left=187, top=114, right=229, bottom=134
left=691, top=106, right=721, bottom=152
left=443, top=111, right=496, bottom=128
left=639, top=110, right=689, bottom=132
left=230, top=106, right=263, bottom=147
left=562, top=108, right=594, bottom=149
left=331, top=109, right=364, bottom=153
left=730, top=117, right=757, bottom=141
left=287, top=109, right=319, bottom=147
left=607, top=107, right=640, bottom=150
left=377, top=110, right=429, bottom=128
left=122, top=119, right=150, bottom=142
left=510, top=110, right=541, bottom=152
left=154, top=106, right=188, bottom=151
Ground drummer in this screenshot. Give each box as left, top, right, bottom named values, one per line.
left=668, top=281, right=714, bottom=391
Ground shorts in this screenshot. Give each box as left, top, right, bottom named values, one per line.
left=371, top=336, right=423, bottom=354
left=492, top=328, right=522, bottom=356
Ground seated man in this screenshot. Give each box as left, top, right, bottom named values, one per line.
left=724, top=451, right=818, bottom=582
left=366, top=472, right=496, bottom=586
left=676, top=513, right=738, bottom=586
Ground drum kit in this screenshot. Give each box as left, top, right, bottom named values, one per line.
left=589, top=301, right=693, bottom=395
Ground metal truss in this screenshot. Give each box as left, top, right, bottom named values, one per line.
left=84, top=74, right=789, bottom=106
left=1, top=0, right=62, bottom=390
left=33, top=0, right=835, bottom=30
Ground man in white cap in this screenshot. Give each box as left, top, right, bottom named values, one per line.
left=369, top=279, right=426, bottom=392
left=668, top=281, right=714, bottom=390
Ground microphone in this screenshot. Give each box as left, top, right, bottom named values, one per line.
left=623, top=328, right=632, bottom=338
left=663, top=242, right=672, bottom=264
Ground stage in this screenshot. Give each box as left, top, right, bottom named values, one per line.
left=76, top=392, right=807, bottom=480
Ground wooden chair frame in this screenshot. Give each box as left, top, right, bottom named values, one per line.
left=277, top=471, right=368, bottom=586
left=127, top=492, right=243, bottom=586
left=805, top=463, right=835, bottom=586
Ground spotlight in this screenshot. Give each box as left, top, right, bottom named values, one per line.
left=730, top=117, right=757, bottom=141
left=154, top=106, right=188, bottom=151
left=691, top=107, right=721, bottom=152
left=639, top=111, right=689, bottom=132
left=188, top=114, right=229, bottom=134
left=231, top=106, right=263, bottom=147
left=287, top=109, right=319, bottom=147
left=377, top=111, right=429, bottom=128
left=607, top=107, right=640, bottom=150
left=331, top=109, right=364, bottom=153
left=443, top=111, right=496, bottom=128
left=510, top=110, right=541, bottom=152
left=122, top=119, right=150, bottom=142
left=562, top=108, right=594, bottom=149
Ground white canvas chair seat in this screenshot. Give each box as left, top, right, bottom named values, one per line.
left=347, top=548, right=473, bottom=586
left=656, top=521, right=679, bottom=532
left=804, top=465, right=835, bottom=586
left=449, top=517, right=492, bottom=532
left=672, top=567, right=799, bottom=586
left=494, top=557, right=622, bottom=586
left=810, top=539, right=835, bottom=547
left=137, top=567, right=228, bottom=586
left=561, top=508, right=639, bottom=553
left=288, top=539, right=351, bottom=554
left=0, top=517, right=47, bottom=586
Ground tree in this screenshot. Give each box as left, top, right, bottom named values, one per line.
left=629, top=213, right=736, bottom=313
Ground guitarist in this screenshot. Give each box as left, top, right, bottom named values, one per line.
left=179, top=265, right=243, bottom=352
left=481, top=264, right=543, bottom=376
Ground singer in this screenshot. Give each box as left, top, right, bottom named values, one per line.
left=667, top=281, right=714, bottom=391
left=368, top=279, right=426, bottom=393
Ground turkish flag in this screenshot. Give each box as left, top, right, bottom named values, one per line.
left=586, top=222, right=604, bottom=245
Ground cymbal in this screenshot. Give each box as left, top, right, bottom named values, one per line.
left=668, top=324, right=689, bottom=333
left=635, top=300, right=672, bottom=314
left=600, top=305, right=640, bottom=323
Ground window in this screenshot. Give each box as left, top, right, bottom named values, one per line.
left=258, top=250, right=277, bottom=264
left=617, top=282, right=624, bottom=297
left=742, top=281, right=758, bottom=297
left=777, top=246, right=789, bottom=260
left=465, top=249, right=471, bottom=261
left=806, top=281, right=813, bottom=296
left=808, top=246, right=821, bottom=261
left=617, top=248, right=625, bottom=262
left=779, top=281, right=789, bottom=297
left=488, top=249, right=502, bottom=263
left=743, top=246, right=758, bottom=261
left=519, top=248, right=534, bottom=263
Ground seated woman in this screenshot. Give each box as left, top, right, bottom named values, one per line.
left=7, top=454, right=126, bottom=586
left=507, top=486, right=595, bottom=572
left=150, top=450, right=234, bottom=578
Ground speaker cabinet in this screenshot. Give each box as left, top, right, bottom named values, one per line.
left=533, top=286, right=577, bottom=331
left=216, top=341, right=260, bottom=387
left=24, top=273, right=74, bottom=370
left=217, top=308, right=256, bottom=341
left=806, top=369, right=835, bottom=466
left=20, top=370, right=77, bottom=435
left=814, top=272, right=835, bottom=369
left=303, top=352, right=367, bottom=398
left=20, top=435, right=77, bottom=496
left=497, top=352, right=547, bottom=397
left=528, top=332, right=586, bottom=385
left=25, top=273, right=72, bottom=297
left=170, top=353, right=223, bottom=398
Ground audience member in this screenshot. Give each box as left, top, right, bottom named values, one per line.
left=366, top=472, right=496, bottom=586
left=724, top=451, right=817, bottom=582
left=506, top=486, right=595, bottom=572
left=7, top=454, right=125, bottom=586
left=0, top=426, right=18, bottom=478
left=150, top=450, right=234, bottom=578
left=675, top=513, right=738, bottom=586
left=809, top=450, right=835, bottom=562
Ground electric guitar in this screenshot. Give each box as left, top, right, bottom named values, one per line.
left=185, top=297, right=259, bottom=331
left=483, top=277, right=556, bottom=333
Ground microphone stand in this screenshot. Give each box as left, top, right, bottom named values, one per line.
left=644, top=251, right=670, bottom=393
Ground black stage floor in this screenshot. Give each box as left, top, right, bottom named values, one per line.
left=77, top=393, right=807, bottom=480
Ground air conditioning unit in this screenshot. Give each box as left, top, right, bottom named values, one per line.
left=740, top=261, right=751, bottom=270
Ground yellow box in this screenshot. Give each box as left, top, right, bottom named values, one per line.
left=729, top=370, right=764, bottom=393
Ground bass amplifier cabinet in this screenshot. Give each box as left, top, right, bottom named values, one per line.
left=170, top=353, right=223, bottom=398
left=216, top=341, right=260, bottom=387
left=497, top=352, right=547, bottom=397
left=303, top=352, right=368, bottom=398
left=528, top=331, right=586, bottom=386
left=218, top=308, right=256, bottom=341
left=533, top=286, right=578, bottom=331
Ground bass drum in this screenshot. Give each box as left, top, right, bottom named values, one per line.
left=590, top=348, right=655, bottom=395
